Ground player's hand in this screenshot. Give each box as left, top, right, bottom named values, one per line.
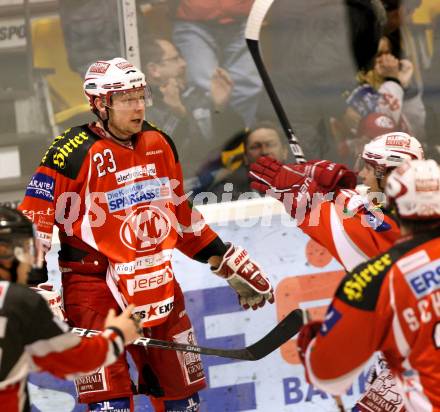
left=104, top=305, right=140, bottom=344
left=211, top=243, right=274, bottom=310
left=296, top=321, right=322, bottom=367
left=249, top=157, right=356, bottom=216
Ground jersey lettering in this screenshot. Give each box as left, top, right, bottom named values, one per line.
left=93, top=149, right=117, bottom=177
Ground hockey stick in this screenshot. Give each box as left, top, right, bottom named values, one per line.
left=71, top=308, right=303, bottom=361
left=245, top=0, right=306, bottom=164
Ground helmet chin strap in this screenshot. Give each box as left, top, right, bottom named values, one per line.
left=98, top=107, right=133, bottom=144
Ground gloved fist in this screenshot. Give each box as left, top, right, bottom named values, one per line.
left=30, top=283, right=67, bottom=322
left=212, top=243, right=274, bottom=310
left=296, top=321, right=322, bottom=367
left=249, top=157, right=357, bottom=216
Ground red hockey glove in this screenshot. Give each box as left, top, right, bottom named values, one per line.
left=212, top=243, right=274, bottom=310
left=296, top=321, right=322, bottom=368
left=249, top=157, right=357, bottom=216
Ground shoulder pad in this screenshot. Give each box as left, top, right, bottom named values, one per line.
left=40, top=125, right=101, bottom=179
left=142, top=120, right=179, bottom=163
left=337, top=251, right=394, bottom=310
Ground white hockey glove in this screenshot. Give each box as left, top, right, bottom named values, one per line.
left=212, top=243, right=274, bottom=310
left=30, top=283, right=67, bottom=322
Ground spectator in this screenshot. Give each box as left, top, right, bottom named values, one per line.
left=333, top=35, right=417, bottom=163
left=354, top=112, right=399, bottom=155
left=332, top=111, right=399, bottom=166
left=257, top=0, right=385, bottom=160
left=141, top=37, right=244, bottom=178
left=207, top=122, right=289, bottom=202
left=381, top=0, right=426, bottom=138
left=172, top=0, right=262, bottom=126
left=422, top=2, right=440, bottom=161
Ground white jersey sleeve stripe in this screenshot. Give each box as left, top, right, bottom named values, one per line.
left=329, top=203, right=368, bottom=271
left=305, top=337, right=367, bottom=396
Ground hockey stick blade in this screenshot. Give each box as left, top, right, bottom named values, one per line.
left=70, top=308, right=303, bottom=361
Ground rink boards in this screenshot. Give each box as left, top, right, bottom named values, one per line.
left=30, top=197, right=372, bottom=412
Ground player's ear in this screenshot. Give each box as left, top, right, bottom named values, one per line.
left=94, top=97, right=108, bottom=120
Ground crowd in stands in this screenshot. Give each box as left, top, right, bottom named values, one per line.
left=54, top=0, right=440, bottom=200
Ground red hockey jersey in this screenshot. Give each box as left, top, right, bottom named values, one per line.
left=19, top=122, right=219, bottom=327
left=304, top=230, right=440, bottom=411
left=299, top=188, right=400, bottom=270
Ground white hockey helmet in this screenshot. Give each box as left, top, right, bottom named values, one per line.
left=361, top=132, right=424, bottom=178
left=385, top=159, right=440, bottom=220
left=83, top=57, right=152, bottom=109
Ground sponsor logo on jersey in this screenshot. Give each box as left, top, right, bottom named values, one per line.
left=126, top=267, right=174, bottom=295
left=43, top=131, right=89, bottom=169
left=115, top=163, right=157, bottom=184
left=114, top=249, right=173, bottom=274
left=88, top=61, right=110, bottom=75
left=133, top=296, right=174, bottom=322
left=21, top=207, right=54, bottom=224
left=396, top=250, right=430, bottom=274
left=146, top=163, right=156, bottom=176
left=364, top=210, right=391, bottom=232
left=106, top=177, right=171, bottom=212
left=343, top=254, right=392, bottom=302
left=320, top=305, right=341, bottom=336
left=145, top=149, right=163, bottom=156
left=35, top=231, right=52, bottom=242
left=119, top=205, right=171, bottom=251
left=25, top=173, right=55, bottom=202
left=75, top=368, right=107, bottom=393
left=404, top=258, right=440, bottom=299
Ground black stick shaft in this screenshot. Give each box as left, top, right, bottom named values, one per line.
left=71, top=308, right=303, bottom=361
left=246, top=40, right=306, bottom=164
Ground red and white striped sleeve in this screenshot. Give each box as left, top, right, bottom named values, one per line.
left=25, top=293, right=124, bottom=379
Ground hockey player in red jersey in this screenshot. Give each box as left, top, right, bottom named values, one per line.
left=19, top=57, right=274, bottom=412
left=249, top=131, right=424, bottom=411
left=296, top=159, right=440, bottom=412
left=0, top=206, right=140, bottom=412
left=249, top=131, right=424, bottom=270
